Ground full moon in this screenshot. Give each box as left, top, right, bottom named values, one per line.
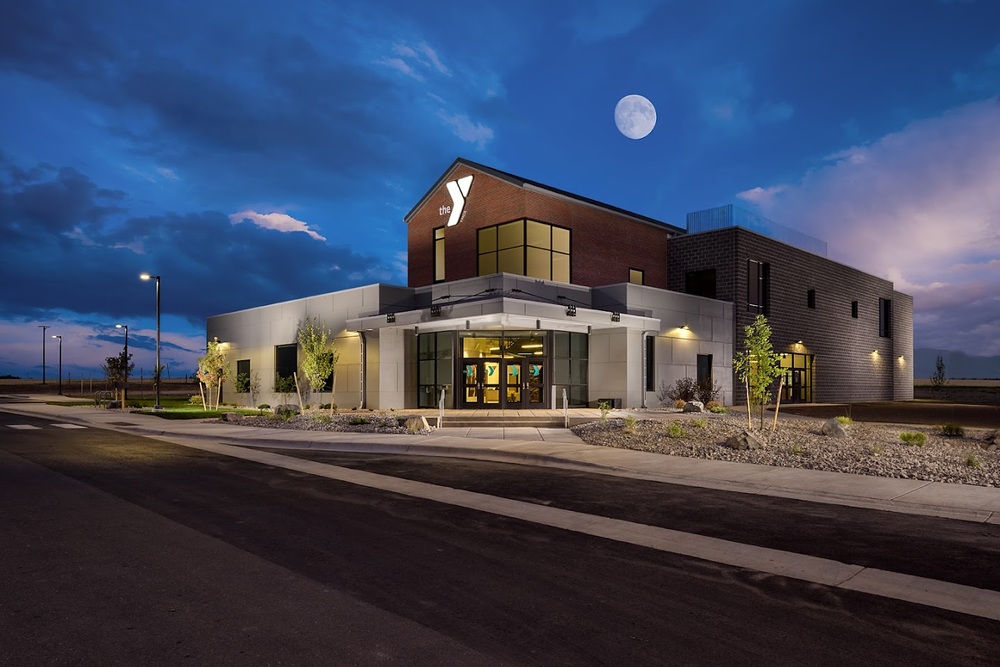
left=614, top=94, right=656, bottom=140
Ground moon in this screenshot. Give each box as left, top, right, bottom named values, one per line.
left=614, top=94, right=656, bottom=140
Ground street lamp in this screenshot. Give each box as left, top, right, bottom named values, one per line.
left=39, top=325, right=49, bottom=384
left=51, top=334, right=62, bottom=395
left=140, top=273, right=162, bottom=409
left=116, top=323, right=129, bottom=401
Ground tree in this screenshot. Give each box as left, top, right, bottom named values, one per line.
left=236, top=370, right=262, bottom=408
left=931, top=354, right=947, bottom=391
left=733, top=314, right=783, bottom=430
left=273, top=373, right=296, bottom=406
left=297, top=316, right=339, bottom=413
left=101, top=351, right=134, bottom=409
left=196, top=339, right=230, bottom=410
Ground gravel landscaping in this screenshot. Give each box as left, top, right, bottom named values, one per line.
left=572, top=413, right=1000, bottom=488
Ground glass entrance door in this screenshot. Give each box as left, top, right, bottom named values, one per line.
left=461, top=359, right=545, bottom=408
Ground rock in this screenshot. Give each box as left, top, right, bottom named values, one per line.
left=398, top=415, right=429, bottom=432
left=682, top=400, right=705, bottom=413
left=723, top=429, right=765, bottom=450
left=821, top=418, right=849, bottom=438
left=221, top=412, right=239, bottom=422
left=274, top=404, right=301, bottom=417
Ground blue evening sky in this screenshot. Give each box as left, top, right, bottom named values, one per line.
left=2, top=0, right=999, bottom=379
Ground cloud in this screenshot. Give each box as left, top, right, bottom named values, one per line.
left=695, top=63, right=794, bottom=133
left=571, top=0, right=662, bottom=42
left=952, top=42, right=1000, bottom=94
left=437, top=112, right=495, bottom=149
left=743, top=97, right=1000, bottom=355
left=229, top=210, right=326, bottom=242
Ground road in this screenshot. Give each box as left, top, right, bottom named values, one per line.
left=2, top=410, right=999, bottom=665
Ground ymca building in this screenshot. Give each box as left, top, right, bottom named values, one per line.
left=207, top=158, right=913, bottom=410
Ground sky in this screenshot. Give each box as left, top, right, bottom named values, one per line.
left=2, top=0, right=999, bottom=381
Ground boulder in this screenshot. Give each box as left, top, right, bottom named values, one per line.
left=274, top=404, right=301, bottom=417
left=981, top=430, right=998, bottom=451
left=682, top=400, right=705, bottom=413
left=723, top=429, right=765, bottom=450
left=821, top=418, right=849, bottom=438
left=398, top=415, right=430, bottom=432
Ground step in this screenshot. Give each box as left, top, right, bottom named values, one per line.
left=439, top=417, right=566, bottom=428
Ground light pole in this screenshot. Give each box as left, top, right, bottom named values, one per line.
left=39, top=325, right=49, bottom=384
left=51, top=334, right=62, bottom=395
left=116, top=323, right=129, bottom=401
left=140, top=273, right=162, bottom=409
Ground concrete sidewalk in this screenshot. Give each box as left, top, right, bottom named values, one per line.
left=2, top=398, right=999, bottom=525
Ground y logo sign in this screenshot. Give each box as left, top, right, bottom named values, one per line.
left=445, top=175, right=474, bottom=227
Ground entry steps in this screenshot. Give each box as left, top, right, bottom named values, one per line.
left=436, top=414, right=569, bottom=428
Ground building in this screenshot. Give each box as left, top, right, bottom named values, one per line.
left=206, top=159, right=912, bottom=410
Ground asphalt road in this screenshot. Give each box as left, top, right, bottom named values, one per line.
left=2, top=411, right=999, bottom=665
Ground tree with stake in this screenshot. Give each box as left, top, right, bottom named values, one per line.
left=196, top=339, right=230, bottom=410
left=733, top=314, right=783, bottom=431
left=101, top=351, right=134, bottom=410
left=931, top=354, right=947, bottom=392
left=297, top=316, right=339, bottom=413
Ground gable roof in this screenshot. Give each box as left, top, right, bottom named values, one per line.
left=404, top=157, right=686, bottom=235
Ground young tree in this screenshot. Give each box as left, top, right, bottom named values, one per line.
left=297, top=316, right=339, bottom=413
left=733, top=314, right=783, bottom=430
left=101, top=351, right=134, bottom=409
left=273, top=373, right=296, bottom=407
left=931, top=354, right=947, bottom=391
left=196, top=339, right=230, bottom=410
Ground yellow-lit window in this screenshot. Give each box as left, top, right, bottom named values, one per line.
left=434, top=227, right=445, bottom=282
left=477, top=219, right=571, bottom=282
left=629, top=268, right=644, bottom=285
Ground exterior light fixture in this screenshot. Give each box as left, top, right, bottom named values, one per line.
left=386, top=313, right=396, bottom=323
left=39, top=325, right=49, bottom=384
left=566, top=305, right=577, bottom=316
left=796, top=340, right=803, bottom=345
left=116, top=323, right=129, bottom=400
left=611, top=312, right=621, bottom=322
left=430, top=305, right=442, bottom=317
left=680, top=324, right=690, bottom=330
left=51, top=334, right=63, bottom=395
left=139, top=273, right=162, bottom=409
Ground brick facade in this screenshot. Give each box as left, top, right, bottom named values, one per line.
left=668, top=227, right=914, bottom=403
left=407, top=161, right=677, bottom=289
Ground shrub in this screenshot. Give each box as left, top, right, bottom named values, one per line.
left=696, top=379, right=721, bottom=405
left=709, top=405, right=728, bottom=414
left=900, top=432, right=927, bottom=447
left=598, top=400, right=611, bottom=419
left=275, top=405, right=298, bottom=420
left=966, top=454, right=980, bottom=468
left=623, top=415, right=637, bottom=434
left=835, top=416, right=853, bottom=426
left=349, top=416, right=370, bottom=425
left=871, top=443, right=885, bottom=456
left=938, top=423, right=965, bottom=437
left=705, top=400, right=724, bottom=411
left=674, top=399, right=686, bottom=410
left=667, top=378, right=698, bottom=402
left=258, top=404, right=271, bottom=411
left=791, top=444, right=809, bottom=456
left=691, top=418, right=707, bottom=428
left=315, top=415, right=332, bottom=424
left=188, top=395, right=202, bottom=405
left=665, top=421, right=683, bottom=438
left=655, top=380, right=673, bottom=407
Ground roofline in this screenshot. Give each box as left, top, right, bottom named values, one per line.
left=404, top=157, right=686, bottom=235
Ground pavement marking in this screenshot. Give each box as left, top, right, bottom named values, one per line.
left=7, top=424, right=42, bottom=430
left=51, top=423, right=87, bottom=429
left=171, top=438, right=1000, bottom=622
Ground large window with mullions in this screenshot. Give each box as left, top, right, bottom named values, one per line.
left=477, top=219, right=570, bottom=282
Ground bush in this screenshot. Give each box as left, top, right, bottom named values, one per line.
left=188, top=395, right=202, bottom=405
left=691, top=418, right=707, bottom=428
left=349, top=416, right=370, bottom=425
left=673, top=399, right=686, bottom=410
left=835, top=416, right=853, bottom=426
left=598, top=400, right=611, bottom=419
left=623, top=415, right=637, bottom=434
left=938, top=423, right=965, bottom=437
left=709, top=405, right=728, bottom=414
left=900, top=432, right=926, bottom=447
left=667, top=378, right=698, bottom=402
left=966, top=454, right=981, bottom=468
left=705, top=400, right=724, bottom=412
left=696, top=379, right=721, bottom=405
left=665, top=421, right=683, bottom=438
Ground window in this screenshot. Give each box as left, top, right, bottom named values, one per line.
left=879, top=298, right=892, bottom=338
left=697, top=354, right=712, bottom=384
left=685, top=269, right=717, bottom=299
left=747, top=260, right=770, bottom=314
left=417, top=332, right=453, bottom=408
left=629, top=268, right=645, bottom=285
left=433, top=227, right=445, bottom=282
left=807, top=289, right=816, bottom=309
left=851, top=301, right=858, bottom=319
left=645, top=336, right=655, bottom=391
left=235, top=359, right=250, bottom=392
left=553, top=331, right=588, bottom=406
left=275, top=344, right=297, bottom=382
left=478, top=219, right=570, bottom=282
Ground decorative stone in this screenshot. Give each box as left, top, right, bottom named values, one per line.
left=682, top=400, right=705, bottom=413
left=221, top=412, right=239, bottom=422
left=274, top=404, right=301, bottom=417
left=821, top=418, right=849, bottom=438
left=399, top=415, right=430, bottom=432
left=723, top=429, right=765, bottom=450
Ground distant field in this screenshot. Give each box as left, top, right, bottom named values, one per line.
left=914, top=379, right=1000, bottom=387
left=0, top=378, right=199, bottom=397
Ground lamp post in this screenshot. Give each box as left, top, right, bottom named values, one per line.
left=51, top=334, right=62, bottom=395
left=39, top=325, right=49, bottom=384
left=140, top=273, right=162, bottom=410
left=116, top=323, right=129, bottom=401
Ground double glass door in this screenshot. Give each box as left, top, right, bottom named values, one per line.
left=462, top=359, right=544, bottom=409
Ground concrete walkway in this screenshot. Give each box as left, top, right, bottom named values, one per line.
left=2, top=397, right=999, bottom=525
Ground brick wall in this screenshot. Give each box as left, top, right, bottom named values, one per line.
left=407, top=165, right=673, bottom=289
left=669, top=228, right=913, bottom=403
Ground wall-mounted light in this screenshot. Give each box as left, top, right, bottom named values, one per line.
left=796, top=340, right=803, bottom=345
left=680, top=324, right=689, bottom=330
left=611, top=312, right=621, bottom=322
left=430, top=305, right=442, bottom=317
left=566, top=305, right=577, bottom=316
left=386, top=313, right=396, bottom=323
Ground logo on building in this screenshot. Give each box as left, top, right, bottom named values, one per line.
left=440, top=174, right=474, bottom=227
